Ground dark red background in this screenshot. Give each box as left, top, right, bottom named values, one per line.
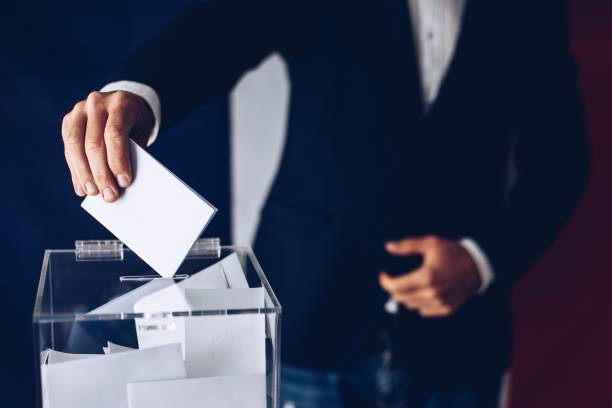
left=509, top=1, right=612, bottom=407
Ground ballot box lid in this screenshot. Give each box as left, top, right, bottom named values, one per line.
left=33, top=238, right=281, bottom=323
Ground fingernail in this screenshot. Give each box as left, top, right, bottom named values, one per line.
left=385, top=242, right=396, bottom=250
left=117, top=175, right=130, bottom=188
left=102, top=188, right=115, bottom=201
left=85, top=181, right=97, bottom=195
left=75, top=184, right=85, bottom=196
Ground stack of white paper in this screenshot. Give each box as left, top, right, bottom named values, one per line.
left=42, top=343, right=186, bottom=408
left=132, top=253, right=266, bottom=377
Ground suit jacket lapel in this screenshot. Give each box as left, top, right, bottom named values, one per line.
left=377, top=0, right=425, bottom=116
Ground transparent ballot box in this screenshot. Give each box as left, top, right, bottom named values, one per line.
left=33, top=238, right=281, bottom=408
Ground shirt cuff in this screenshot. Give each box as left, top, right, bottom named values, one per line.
left=459, top=238, right=495, bottom=294
left=100, top=80, right=161, bottom=146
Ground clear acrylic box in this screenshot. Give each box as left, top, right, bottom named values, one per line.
left=33, top=238, right=281, bottom=408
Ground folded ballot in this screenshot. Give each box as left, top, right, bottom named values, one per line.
left=86, top=253, right=267, bottom=378
left=82, top=140, right=216, bottom=278
left=42, top=343, right=186, bottom=408
left=132, top=253, right=266, bottom=377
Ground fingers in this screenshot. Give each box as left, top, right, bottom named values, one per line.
left=380, top=267, right=457, bottom=317
left=387, top=284, right=459, bottom=317
left=65, top=150, right=86, bottom=196
left=105, top=106, right=134, bottom=188
left=379, top=267, right=429, bottom=293
left=62, top=90, right=151, bottom=201
left=63, top=102, right=98, bottom=195
left=385, top=235, right=439, bottom=256
left=84, top=94, right=119, bottom=202
left=393, top=286, right=454, bottom=310
left=418, top=305, right=454, bottom=318
left=62, top=115, right=85, bottom=196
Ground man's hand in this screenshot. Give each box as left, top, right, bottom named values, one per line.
left=379, top=236, right=481, bottom=318
left=61, top=91, right=155, bottom=202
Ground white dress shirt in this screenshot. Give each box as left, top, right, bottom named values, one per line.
left=101, top=0, right=494, bottom=292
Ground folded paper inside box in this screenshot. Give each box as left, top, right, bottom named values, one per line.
left=41, top=253, right=266, bottom=408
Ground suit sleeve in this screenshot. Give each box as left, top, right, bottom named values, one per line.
left=111, top=0, right=283, bottom=132
left=470, top=0, right=591, bottom=289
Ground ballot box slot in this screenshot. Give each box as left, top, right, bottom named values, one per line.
left=119, top=274, right=190, bottom=282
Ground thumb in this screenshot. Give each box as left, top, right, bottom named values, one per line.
left=385, top=237, right=430, bottom=256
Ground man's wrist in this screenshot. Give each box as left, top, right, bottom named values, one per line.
left=459, top=238, right=495, bottom=293
left=100, top=81, right=161, bottom=146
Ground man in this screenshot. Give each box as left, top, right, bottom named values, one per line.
left=60, top=0, right=590, bottom=406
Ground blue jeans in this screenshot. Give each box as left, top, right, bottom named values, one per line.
left=280, top=351, right=502, bottom=408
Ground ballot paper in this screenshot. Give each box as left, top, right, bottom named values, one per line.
left=81, top=140, right=216, bottom=278
left=88, top=278, right=174, bottom=315
left=107, top=341, right=135, bottom=354
left=132, top=253, right=248, bottom=354
left=185, top=313, right=265, bottom=377
left=130, top=254, right=266, bottom=377
left=127, top=374, right=266, bottom=408
left=132, top=288, right=265, bottom=377
left=46, top=350, right=100, bottom=364
left=132, top=253, right=250, bottom=313
left=43, top=343, right=186, bottom=408
left=129, top=254, right=243, bottom=357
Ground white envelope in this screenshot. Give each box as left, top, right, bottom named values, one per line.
left=82, top=140, right=216, bottom=278
left=43, top=343, right=186, bottom=408
left=127, top=374, right=267, bottom=408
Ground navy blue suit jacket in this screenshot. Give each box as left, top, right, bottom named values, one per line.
left=114, top=0, right=589, bottom=381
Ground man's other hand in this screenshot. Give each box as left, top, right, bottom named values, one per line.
left=379, top=236, right=481, bottom=318
left=61, top=91, right=155, bottom=202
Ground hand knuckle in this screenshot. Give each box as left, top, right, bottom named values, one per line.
left=113, top=90, right=129, bottom=100
left=84, top=137, right=104, bottom=153
left=87, top=90, right=102, bottom=102
left=111, top=101, right=137, bottom=121
left=106, top=128, right=124, bottom=142
left=86, top=91, right=106, bottom=110
left=73, top=101, right=85, bottom=114
left=111, top=97, right=128, bottom=111
left=63, top=127, right=83, bottom=145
